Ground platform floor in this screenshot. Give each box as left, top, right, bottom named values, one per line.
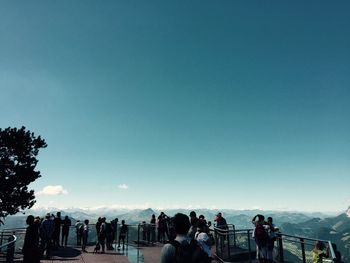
left=10, top=244, right=230, bottom=263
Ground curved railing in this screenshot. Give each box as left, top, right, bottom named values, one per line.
left=0, top=231, right=17, bottom=263
left=213, top=226, right=338, bottom=263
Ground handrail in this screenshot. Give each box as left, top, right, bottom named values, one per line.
left=0, top=234, right=17, bottom=250
left=0, top=233, right=17, bottom=263
left=214, top=227, right=338, bottom=263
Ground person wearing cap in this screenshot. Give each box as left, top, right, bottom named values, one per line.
left=215, top=212, right=228, bottom=230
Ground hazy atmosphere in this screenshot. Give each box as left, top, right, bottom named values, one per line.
left=1, top=1, right=349, bottom=212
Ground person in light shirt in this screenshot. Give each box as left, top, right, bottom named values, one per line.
left=82, top=219, right=89, bottom=252
left=195, top=220, right=212, bottom=262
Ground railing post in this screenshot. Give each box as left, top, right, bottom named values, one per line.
left=277, top=233, right=284, bottom=263
left=247, top=230, right=252, bottom=263
left=300, top=238, right=306, bottom=263
left=214, top=229, right=219, bottom=257
left=1, top=231, right=3, bottom=247
left=227, top=229, right=231, bottom=259
left=233, top=225, right=236, bottom=247
left=6, top=235, right=15, bottom=263
left=137, top=224, right=140, bottom=248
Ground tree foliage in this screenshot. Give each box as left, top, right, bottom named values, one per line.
left=0, top=126, right=47, bottom=224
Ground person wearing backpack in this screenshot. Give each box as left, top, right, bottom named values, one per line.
left=253, top=214, right=268, bottom=263
left=195, top=220, right=212, bottom=263
left=75, top=220, right=84, bottom=246
left=160, top=213, right=208, bottom=263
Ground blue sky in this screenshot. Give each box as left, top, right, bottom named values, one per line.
left=1, top=1, right=349, bottom=212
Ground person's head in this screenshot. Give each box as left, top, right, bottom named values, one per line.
left=26, top=215, right=35, bottom=225
left=252, top=214, right=265, bottom=226
left=197, top=220, right=207, bottom=232
left=57, top=212, right=61, bottom=217
left=84, top=219, right=89, bottom=225
left=199, top=215, right=205, bottom=220
left=315, top=241, right=325, bottom=250
left=45, top=213, right=50, bottom=219
left=189, top=211, right=197, bottom=218
left=267, top=217, right=273, bottom=224
left=122, top=220, right=125, bottom=225
left=65, top=215, right=69, bottom=220
left=215, top=212, right=222, bottom=222
left=152, top=214, right=155, bottom=218
left=173, top=213, right=191, bottom=235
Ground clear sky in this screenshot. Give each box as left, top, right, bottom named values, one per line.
left=1, top=1, right=349, bottom=212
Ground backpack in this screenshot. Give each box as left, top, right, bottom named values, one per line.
left=254, top=224, right=269, bottom=247
left=79, top=225, right=84, bottom=235
left=171, top=239, right=210, bottom=263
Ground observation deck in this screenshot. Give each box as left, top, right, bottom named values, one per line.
left=0, top=223, right=338, bottom=263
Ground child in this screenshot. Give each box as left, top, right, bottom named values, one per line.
left=312, top=241, right=327, bottom=263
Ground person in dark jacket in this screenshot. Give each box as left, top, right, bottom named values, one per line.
left=61, top=215, right=71, bottom=247
left=53, top=212, right=62, bottom=248
left=23, top=215, right=40, bottom=263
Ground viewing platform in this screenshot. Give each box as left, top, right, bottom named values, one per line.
left=0, top=223, right=338, bottom=263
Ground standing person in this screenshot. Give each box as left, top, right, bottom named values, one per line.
left=82, top=220, right=89, bottom=253
left=61, top=215, right=71, bottom=247
left=160, top=213, right=191, bottom=263
left=158, top=212, right=165, bottom=242
left=215, top=212, right=228, bottom=248
left=266, top=217, right=277, bottom=263
left=160, top=213, right=207, bottom=263
left=23, top=215, right=40, bottom=263
left=312, top=241, right=327, bottom=263
left=105, top=220, right=114, bottom=250
left=75, top=220, right=84, bottom=246
left=94, top=217, right=102, bottom=252
left=99, top=217, right=107, bottom=253
left=117, top=220, right=128, bottom=250
left=195, top=220, right=212, bottom=263
left=40, top=213, right=54, bottom=259
left=52, top=212, right=62, bottom=248
left=215, top=212, right=228, bottom=229
left=188, top=211, right=199, bottom=240
left=150, top=214, right=156, bottom=243
left=111, top=218, right=118, bottom=247
left=253, top=214, right=268, bottom=263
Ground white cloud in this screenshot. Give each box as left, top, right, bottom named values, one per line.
left=37, top=185, right=68, bottom=195
left=118, top=184, right=129, bottom=190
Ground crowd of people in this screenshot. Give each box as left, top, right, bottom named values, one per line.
left=21, top=210, right=343, bottom=263
left=21, top=212, right=123, bottom=262
left=22, top=212, right=71, bottom=263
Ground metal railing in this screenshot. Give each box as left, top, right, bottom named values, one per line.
left=0, top=232, right=17, bottom=263
left=214, top=226, right=338, bottom=263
